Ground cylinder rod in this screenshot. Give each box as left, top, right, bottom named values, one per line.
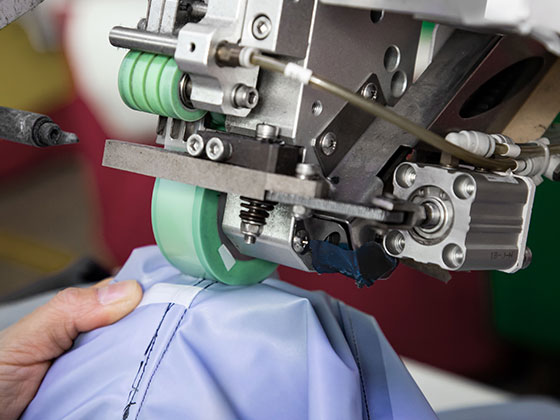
left=109, top=26, right=178, bottom=56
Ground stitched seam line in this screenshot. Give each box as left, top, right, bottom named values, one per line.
left=134, top=281, right=215, bottom=418
left=348, top=310, right=371, bottom=420
left=134, top=307, right=188, bottom=419
left=122, top=303, right=174, bottom=419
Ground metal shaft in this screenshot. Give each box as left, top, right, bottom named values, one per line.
left=109, top=26, right=178, bottom=57
left=0, top=106, right=78, bottom=148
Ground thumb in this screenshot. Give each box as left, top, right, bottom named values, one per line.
left=3, top=280, right=143, bottom=364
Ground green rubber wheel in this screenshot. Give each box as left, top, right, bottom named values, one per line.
left=118, top=51, right=206, bottom=122
left=159, top=59, right=206, bottom=121
left=118, top=51, right=142, bottom=111
left=131, top=53, right=157, bottom=114
left=145, top=55, right=171, bottom=116
left=152, top=178, right=278, bottom=285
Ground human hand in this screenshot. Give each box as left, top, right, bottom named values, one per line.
left=0, top=279, right=143, bottom=420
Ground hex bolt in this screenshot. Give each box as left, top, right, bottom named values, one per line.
left=320, top=132, right=337, bottom=156
left=232, top=84, right=259, bottom=109
left=292, top=230, right=310, bottom=254
left=360, top=82, right=378, bottom=101
left=252, top=15, right=272, bottom=40
left=241, top=222, right=263, bottom=245
left=186, top=134, right=205, bottom=157
left=206, top=137, right=232, bottom=161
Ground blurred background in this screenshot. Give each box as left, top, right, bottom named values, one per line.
left=1, top=0, right=559, bottom=405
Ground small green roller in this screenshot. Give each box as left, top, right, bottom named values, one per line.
left=119, top=52, right=262, bottom=284
left=118, top=50, right=206, bottom=122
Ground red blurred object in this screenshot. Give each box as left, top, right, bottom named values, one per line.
left=49, top=98, right=156, bottom=265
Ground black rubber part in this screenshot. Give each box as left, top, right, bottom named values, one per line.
left=0, top=106, right=79, bottom=147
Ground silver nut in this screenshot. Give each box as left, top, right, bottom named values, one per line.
left=186, top=134, right=205, bottom=157
left=241, top=222, right=263, bottom=245
left=320, top=132, right=337, bottom=156
left=252, top=15, right=272, bottom=40
left=241, top=222, right=263, bottom=236
left=232, top=84, right=259, bottom=109
left=292, top=230, right=310, bottom=254
left=206, top=137, right=232, bottom=161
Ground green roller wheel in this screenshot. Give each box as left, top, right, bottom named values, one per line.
left=131, top=53, right=157, bottom=114
left=152, top=178, right=278, bottom=285
left=118, top=51, right=142, bottom=111
left=118, top=50, right=206, bottom=122
left=145, top=55, right=171, bottom=116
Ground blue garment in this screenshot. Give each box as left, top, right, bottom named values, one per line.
left=23, top=246, right=436, bottom=420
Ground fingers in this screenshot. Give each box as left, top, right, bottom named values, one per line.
left=1, top=280, right=143, bottom=365
left=92, top=277, right=114, bottom=289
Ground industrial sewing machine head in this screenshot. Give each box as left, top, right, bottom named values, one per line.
left=100, top=0, right=560, bottom=286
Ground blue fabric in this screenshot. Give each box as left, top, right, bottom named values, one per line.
left=23, top=246, right=436, bottom=420
left=310, top=240, right=398, bottom=287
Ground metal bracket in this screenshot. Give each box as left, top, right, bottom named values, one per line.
left=102, top=140, right=324, bottom=200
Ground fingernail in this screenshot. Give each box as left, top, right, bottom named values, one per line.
left=97, top=280, right=136, bottom=305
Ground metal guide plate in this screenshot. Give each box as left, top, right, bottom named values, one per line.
left=102, top=140, right=324, bottom=200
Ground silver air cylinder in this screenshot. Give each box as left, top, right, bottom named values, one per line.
left=384, top=163, right=535, bottom=273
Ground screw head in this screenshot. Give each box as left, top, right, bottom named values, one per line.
left=252, top=15, right=272, bottom=40
left=442, top=243, right=465, bottom=269
left=256, top=123, right=279, bottom=141
left=395, top=163, right=416, bottom=188
left=320, top=132, right=337, bottom=156
left=186, top=134, right=205, bottom=157
left=292, top=204, right=312, bottom=220
left=360, top=83, right=378, bottom=101
left=137, top=18, right=147, bottom=30
left=453, top=175, right=476, bottom=200
left=206, top=137, right=231, bottom=161
left=385, top=230, right=406, bottom=255
left=233, top=84, right=259, bottom=109
left=292, top=230, right=310, bottom=254
left=296, top=163, right=321, bottom=180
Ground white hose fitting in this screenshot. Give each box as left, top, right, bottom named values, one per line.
left=491, top=134, right=521, bottom=158
left=283, top=63, right=313, bottom=85
left=515, top=138, right=551, bottom=185
left=239, top=47, right=260, bottom=68
left=445, top=130, right=496, bottom=158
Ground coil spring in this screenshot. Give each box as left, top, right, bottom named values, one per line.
left=239, top=197, right=276, bottom=227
